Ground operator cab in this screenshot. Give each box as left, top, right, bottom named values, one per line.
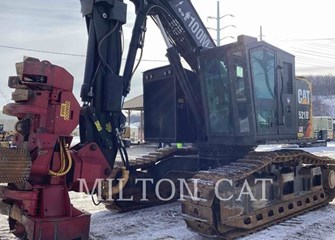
left=199, top=35, right=297, bottom=145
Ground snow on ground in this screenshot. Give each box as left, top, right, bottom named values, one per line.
left=89, top=201, right=335, bottom=240
left=1, top=143, right=335, bottom=239
left=89, top=202, right=203, bottom=240
left=240, top=202, right=335, bottom=240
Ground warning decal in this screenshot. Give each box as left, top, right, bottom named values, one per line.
left=60, top=101, right=71, bottom=120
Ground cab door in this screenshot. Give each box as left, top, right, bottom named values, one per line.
left=249, top=46, right=278, bottom=135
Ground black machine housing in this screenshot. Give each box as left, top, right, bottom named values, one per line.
left=143, top=65, right=199, bottom=143
left=144, top=35, right=297, bottom=147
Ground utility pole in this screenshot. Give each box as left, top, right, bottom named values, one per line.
left=207, top=0, right=235, bottom=46
left=216, top=0, right=220, bottom=46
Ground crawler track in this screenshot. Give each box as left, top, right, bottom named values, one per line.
left=182, top=150, right=335, bottom=239
left=103, top=147, right=197, bottom=212
left=102, top=147, right=335, bottom=239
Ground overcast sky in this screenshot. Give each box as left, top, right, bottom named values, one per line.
left=0, top=0, right=335, bottom=110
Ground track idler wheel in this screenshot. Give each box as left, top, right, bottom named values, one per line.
left=323, top=169, right=335, bottom=193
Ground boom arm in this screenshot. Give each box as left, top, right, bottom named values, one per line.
left=122, top=0, right=215, bottom=139
left=78, top=0, right=215, bottom=160
left=79, top=0, right=127, bottom=168
left=124, top=0, right=215, bottom=95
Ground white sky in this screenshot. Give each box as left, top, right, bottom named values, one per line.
left=0, top=0, right=335, bottom=110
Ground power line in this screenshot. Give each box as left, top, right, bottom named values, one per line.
left=1, top=43, right=334, bottom=72
left=0, top=45, right=86, bottom=57
left=277, top=37, right=335, bottom=42
left=0, top=44, right=168, bottom=62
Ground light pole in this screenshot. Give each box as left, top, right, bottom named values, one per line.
left=207, top=0, right=235, bottom=46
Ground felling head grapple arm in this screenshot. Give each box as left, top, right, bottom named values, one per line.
left=0, top=57, right=115, bottom=239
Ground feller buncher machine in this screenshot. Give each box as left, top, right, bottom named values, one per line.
left=1, top=0, right=335, bottom=239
